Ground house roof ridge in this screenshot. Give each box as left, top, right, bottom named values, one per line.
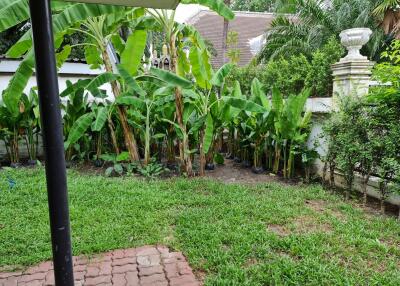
left=185, top=9, right=293, bottom=25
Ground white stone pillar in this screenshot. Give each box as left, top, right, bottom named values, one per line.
left=331, top=28, right=374, bottom=100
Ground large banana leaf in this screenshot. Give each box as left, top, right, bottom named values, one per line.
left=271, top=87, right=283, bottom=114
left=224, top=97, right=266, bottom=113
left=115, top=95, right=146, bottom=109
left=65, top=113, right=94, bottom=149
left=0, top=0, right=30, bottom=33
left=149, top=67, right=193, bottom=89
left=86, top=73, right=118, bottom=97
left=232, top=81, right=244, bottom=98
left=7, top=3, right=124, bottom=58
left=91, top=107, right=108, bottom=132
left=117, top=65, right=146, bottom=96
left=251, top=78, right=270, bottom=109
left=120, top=29, right=147, bottom=76
left=2, top=52, right=35, bottom=117
left=181, top=0, right=234, bottom=20
left=210, top=63, right=234, bottom=87
left=189, top=46, right=209, bottom=89
left=56, top=45, right=72, bottom=69
left=60, top=79, right=91, bottom=97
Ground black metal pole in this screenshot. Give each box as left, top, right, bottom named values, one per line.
left=29, top=0, right=74, bottom=285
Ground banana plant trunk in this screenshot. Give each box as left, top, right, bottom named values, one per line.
left=10, top=127, right=20, bottom=164
left=199, top=128, right=206, bottom=176
left=107, top=118, right=120, bottom=155
left=273, top=143, right=281, bottom=174
left=170, top=36, right=193, bottom=176
left=102, top=50, right=140, bottom=162
left=144, top=107, right=151, bottom=166
left=287, top=142, right=295, bottom=179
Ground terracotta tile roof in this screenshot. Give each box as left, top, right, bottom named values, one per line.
left=186, top=10, right=276, bottom=68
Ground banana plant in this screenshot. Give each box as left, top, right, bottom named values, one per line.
left=224, top=78, right=272, bottom=173
left=61, top=80, right=89, bottom=160
left=20, top=89, right=40, bottom=164
left=1, top=2, right=125, bottom=108
left=116, top=84, right=166, bottom=166
left=271, top=88, right=312, bottom=178
left=146, top=3, right=233, bottom=176
left=64, top=102, right=110, bottom=161
left=0, top=84, right=28, bottom=165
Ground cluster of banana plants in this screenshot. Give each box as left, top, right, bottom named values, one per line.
left=0, top=1, right=315, bottom=179
left=0, top=88, right=40, bottom=166
left=224, top=79, right=315, bottom=179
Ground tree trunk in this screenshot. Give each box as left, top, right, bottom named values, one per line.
left=107, top=118, right=120, bottom=155
left=222, top=0, right=231, bottom=64
left=102, top=50, right=140, bottom=162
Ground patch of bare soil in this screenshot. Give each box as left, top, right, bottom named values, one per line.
left=305, top=199, right=347, bottom=221
left=206, top=159, right=279, bottom=184
left=268, top=224, right=291, bottom=237
left=293, top=216, right=333, bottom=234
left=243, top=258, right=259, bottom=268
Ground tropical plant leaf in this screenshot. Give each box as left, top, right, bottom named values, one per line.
left=251, top=78, right=270, bottom=109
left=162, top=119, right=184, bottom=140
left=210, top=63, right=234, bottom=87
left=65, top=113, right=94, bottom=148
left=271, top=87, right=283, bottom=113
left=120, top=29, right=147, bottom=76
left=91, top=107, right=108, bottom=132
left=224, top=97, right=266, bottom=113
left=149, top=67, right=193, bottom=89
left=56, top=45, right=72, bottom=69
left=59, top=79, right=91, bottom=97
left=189, top=46, right=208, bottom=89
left=0, top=0, right=30, bottom=33
left=181, top=0, right=234, bottom=20
left=116, top=95, right=145, bottom=109
left=84, top=45, right=103, bottom=69
left=7, top=3, right=124, bottom=58
left=117, top=65, right=146, bottom=96
left=86, top=73, right=118, bottom=98
left=2, top=53, right=35, bottom=117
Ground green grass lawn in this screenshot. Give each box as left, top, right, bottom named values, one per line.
left=0, top=168, right=399, bottom=285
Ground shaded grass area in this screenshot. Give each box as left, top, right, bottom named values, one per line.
left=0, top=168, right=399, bottom=285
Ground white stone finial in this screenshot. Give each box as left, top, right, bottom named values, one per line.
left=339, top=28, right=372, bottom=61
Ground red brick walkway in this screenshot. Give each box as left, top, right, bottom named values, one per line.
left=0, top=246, right=201, bottom=286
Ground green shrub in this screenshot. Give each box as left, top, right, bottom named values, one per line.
left=227, top=37, right=344, bottom=97
left=263, top=53, right=310, bottom=96
left=323, top=41, right=400, bottom=213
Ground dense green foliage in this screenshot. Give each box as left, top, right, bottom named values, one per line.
left=259, top=0, right=386, bottom=62
left=228, top=38, right=344, bottom=97
left=1, top=168, right=399, bottom=285
left=322, top=41, right=400, bottom=212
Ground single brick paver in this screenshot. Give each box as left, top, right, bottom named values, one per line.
left=0, top=246, right=201, bottom=285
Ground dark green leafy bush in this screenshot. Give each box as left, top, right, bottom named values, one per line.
left=323, top=41, right=400, bottom=214
left=228, top=38, right=344, bottom=97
